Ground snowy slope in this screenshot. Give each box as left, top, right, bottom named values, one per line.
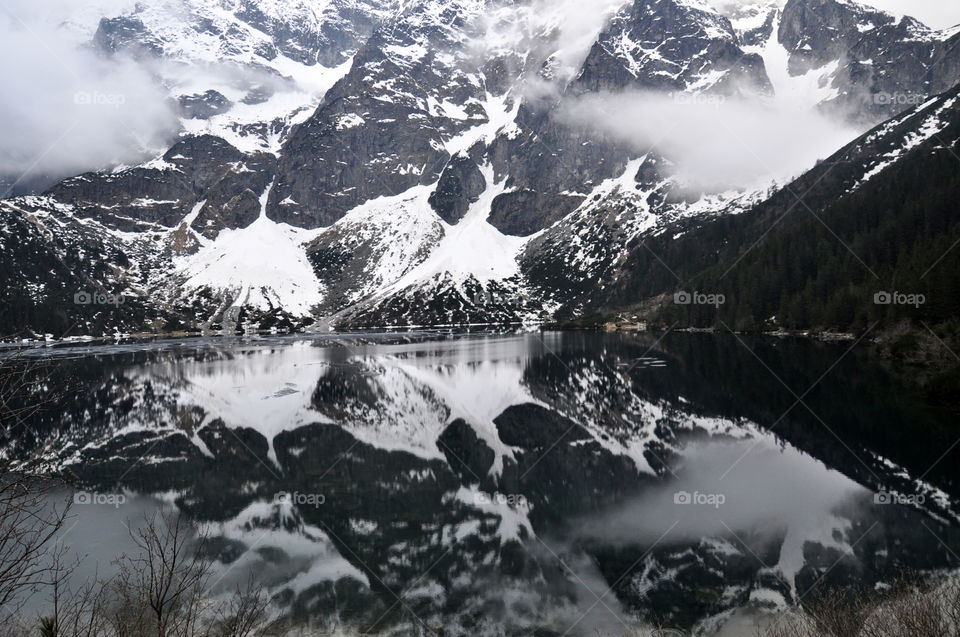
left=169, top=186, right=326, bottom=316
left=91, top=0, right=398, bottom=154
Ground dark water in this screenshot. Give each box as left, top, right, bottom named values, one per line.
left=8, top=331, right=960, bottom=635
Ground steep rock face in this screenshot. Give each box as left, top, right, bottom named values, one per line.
left=781, top=0, right=924, bottom=72
left=85, top=0, right=397, bottom=160
left=232, top=0, right=398, bottom=67
left=267, top=0, right=494, bottom=228
left=44, top=167, right=195, bottom=231
left=482, top=0, right=772, bottom=239
left=487, top=189, right=585, bottom=237
left=779, top=0, right=960, bottom=123
left=429, top=154, right=487, bottom=224
left=576, top=0, right=772, bottom=94
left=45, top=135, right=276, bottom=238
left=92, top=0, right=398, bottom=68
left=475, top=0, right=783, bottom=309
left=484, top=104, right=627, bottom=237
left=269, top=0, right=774, bottom=237
left=295, top=0, right=775, bottom=321
left=93, top=15, right=164, bottom=57
left=178, top=90, right=234, bottom=120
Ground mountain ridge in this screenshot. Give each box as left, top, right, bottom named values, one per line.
left=2, top=0, right=960, bottom=338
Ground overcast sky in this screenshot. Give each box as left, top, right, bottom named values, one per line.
left=712, top=0, right=960, bottom=30
left=861, top=0, right=960, bottom=29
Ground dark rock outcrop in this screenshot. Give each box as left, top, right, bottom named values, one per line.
left=178, top=90, right=233, bottom=120
left=575, top=0, right=771, bottom=95
left=428, top=154, right=486, bottom=224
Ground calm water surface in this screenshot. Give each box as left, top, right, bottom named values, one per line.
left=11, top=331, right=960, bottom=636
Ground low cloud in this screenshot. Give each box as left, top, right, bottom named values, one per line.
left=470, top=0, right=628, bottom=94
left=557, top=89, right=858, bottom=191
left=0, top=2, right=178, bottom=192
left=575, top=439, right=866, bottom=546
left=532, top=0, right=630, bottom=82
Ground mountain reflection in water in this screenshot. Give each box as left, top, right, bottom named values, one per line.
left=10, top=331, right=960, bottom=636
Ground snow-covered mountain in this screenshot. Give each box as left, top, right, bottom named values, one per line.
left=2, top=0, right=960, bottom=336
left=734, top=0, right=960, bottom=123
left=91, top=0, right=398, bottom=154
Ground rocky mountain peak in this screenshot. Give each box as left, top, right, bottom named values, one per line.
left=575, top=0, right=772, bottom=94
left=3, top=0, right=960, bottom=335
left=779, top=0, right=960, bottom=123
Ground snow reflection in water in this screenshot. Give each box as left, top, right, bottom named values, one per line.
left=16, top=332, right=960, bottom=636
